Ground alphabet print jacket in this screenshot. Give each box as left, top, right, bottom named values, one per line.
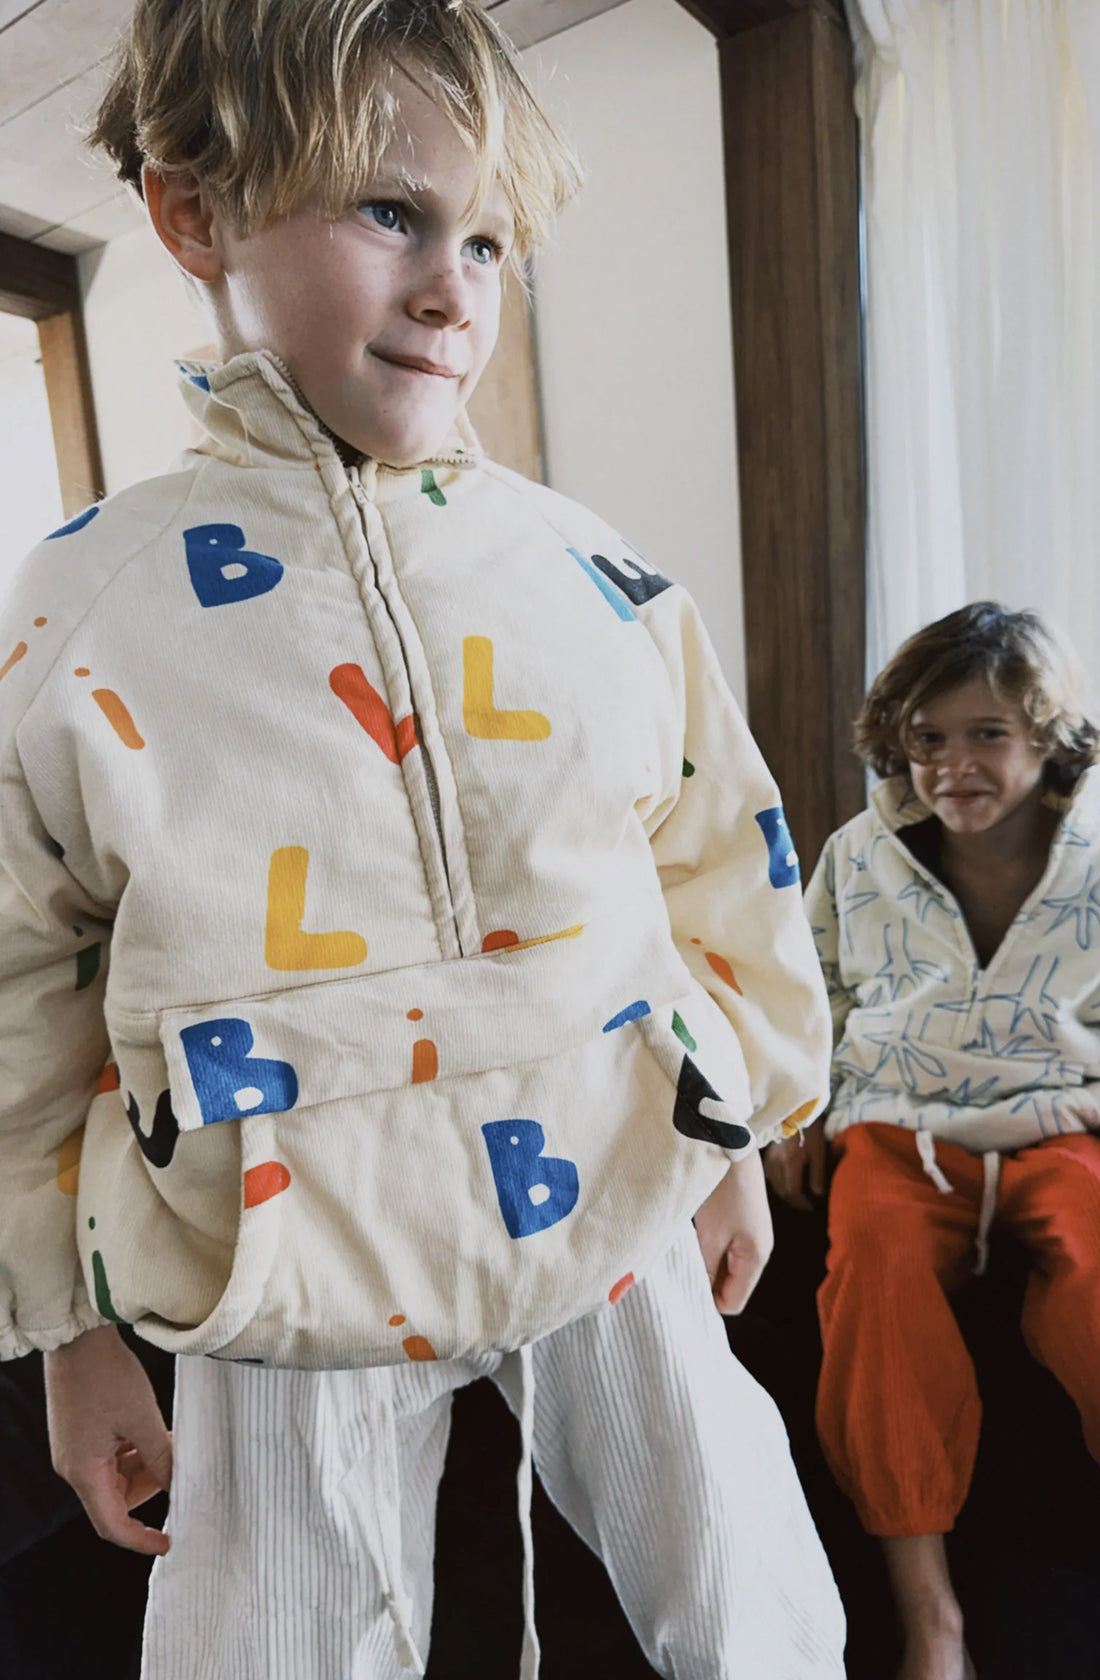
left=0, top=352, right=829, bottom=1369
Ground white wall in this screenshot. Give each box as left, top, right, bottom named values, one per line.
left=523, top=0, right=745, bottom=699
left=0, top=312, right=63, bottom=599
left=79, top=221, right=209, bottom=495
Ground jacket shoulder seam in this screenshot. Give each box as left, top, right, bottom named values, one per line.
left=10, top=468, right=206, bottom=740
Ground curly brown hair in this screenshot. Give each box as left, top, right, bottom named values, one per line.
left=855, top=602, right=1100, bottom=791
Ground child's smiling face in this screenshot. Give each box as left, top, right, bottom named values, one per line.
left=907, top=677, right=1048, bottom=834
left=155, top=74, right=513, bottom=466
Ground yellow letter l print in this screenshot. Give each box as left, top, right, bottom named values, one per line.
left=265, top=847, right=368, bottom=971
left=462, top=636, right=551, bottom=742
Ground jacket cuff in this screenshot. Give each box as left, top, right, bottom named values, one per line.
left=0, top=1301, right=108, bottom=1363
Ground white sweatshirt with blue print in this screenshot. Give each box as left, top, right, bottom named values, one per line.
left=805, top=770, right=1100, bottom=1152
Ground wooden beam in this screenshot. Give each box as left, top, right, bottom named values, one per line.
left=37, top=308, right=105, bottom=515
left=719, top=5, right=865, bottom=867
left=674, top=0, right=845, bottom=37
left=486, top=0, right=629, bottom=49
left=0, top=226, right=103, bottom=514
left=467, top=271, right=543, bottom=481
left=0, top=227, right=78, bottom=320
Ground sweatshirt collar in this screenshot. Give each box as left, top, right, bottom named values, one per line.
left=177, top=348, right=481, bottom=476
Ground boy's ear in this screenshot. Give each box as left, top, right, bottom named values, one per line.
left=142, top=165, right=224, bottom=284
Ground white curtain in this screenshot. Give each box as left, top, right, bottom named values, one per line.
left=847, top=0, right=1100, bottom=681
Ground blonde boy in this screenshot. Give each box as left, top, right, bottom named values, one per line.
left=0, top=2, right=844, bottom=1674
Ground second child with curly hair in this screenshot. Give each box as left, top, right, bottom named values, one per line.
left=768, top=601, right=1100, bottom=1680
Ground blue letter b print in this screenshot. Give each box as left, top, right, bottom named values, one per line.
left=755, top=806, right=800, bottom=888
left=185, top=524, right=284, bottom=607
left=180, top=1018, right=298, bottom=1124
left=481, top=1120, right=579, bottom=1239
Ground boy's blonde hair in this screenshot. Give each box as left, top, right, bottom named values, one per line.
left=856, top=601, right=1100, bottom=792
left=90, top=0, right=582, bottom=260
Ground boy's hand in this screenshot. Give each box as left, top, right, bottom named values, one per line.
left=764, top=1123, right=828, bottom=1212
left=44, top=1324, right=172, bottom=1556
left=694, top=1151, right=774, bottom=1315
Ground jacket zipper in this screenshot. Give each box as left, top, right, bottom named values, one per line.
left=345, top=467, right=458, bottom=922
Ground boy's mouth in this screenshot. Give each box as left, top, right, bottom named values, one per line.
left=372, top=349, right=461, bottom=380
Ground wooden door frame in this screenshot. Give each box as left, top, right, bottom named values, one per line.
left=0, top=229, right=105, bottom=518
left=673, top=0, right=865, bottom=868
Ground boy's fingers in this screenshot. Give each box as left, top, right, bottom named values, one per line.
left=713, top=1238, right=769, bottom=1315
left=127, top=1426, right=174, bottom=1497
left=72, top=1462, right=171, bottom=1556
left=119, top=1458, right=170, bottom=1514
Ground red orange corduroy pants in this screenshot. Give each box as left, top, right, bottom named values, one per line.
left=816, top=1121, right=1100, bottom=1537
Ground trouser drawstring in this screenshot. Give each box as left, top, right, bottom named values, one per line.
left=974, top=1150, right=1002, bottom=1277
left=516, top=1342, right=541, bottom=1680
left=914, top=1131, right=1001, bottom=1276
left=915, top=1130, right=953, bottom=1195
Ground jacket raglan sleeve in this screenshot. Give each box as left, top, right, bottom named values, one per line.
left=802, top=833, right=858, bottom=1049
left=641, top=584, right=833, bottom=1147
left=0, top=737, right=112, bottom=1360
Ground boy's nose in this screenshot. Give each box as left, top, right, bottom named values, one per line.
left=937, top=745, right=977, bottom=776
left=407, top=260, right=472, bottom=331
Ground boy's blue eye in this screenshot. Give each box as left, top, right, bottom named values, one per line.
left=465, top=236, right=500, bottom=266
left=361, top=201, right=403, bottom=231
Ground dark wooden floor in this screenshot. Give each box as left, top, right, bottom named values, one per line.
left=4, top=1200, right=1100, bottom=1679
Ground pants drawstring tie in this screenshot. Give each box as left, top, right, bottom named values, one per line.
left=516, top=1343, right=541, bottom=1680
left=916, top=1130, right=954, bottom=1195
left=915, top=1131, right=1001, bottom=1275
left=974, top=1150, right=1002, bottom=1276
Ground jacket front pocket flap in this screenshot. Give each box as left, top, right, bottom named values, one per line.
left=158, top=915, right=693, bottom=1133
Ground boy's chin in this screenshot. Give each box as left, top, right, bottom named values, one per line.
left=325, top=401, right=463, bottom=470
left=340, top=427, right=456, bottom=470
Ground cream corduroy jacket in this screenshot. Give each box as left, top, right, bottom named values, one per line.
left=0, top=352, right=830, bottom=1368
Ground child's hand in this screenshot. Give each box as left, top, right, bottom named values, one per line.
left=763, top=1124, right=827, bottom=1212
left=44, top=1325, right=173, bottom=1556
left=693, top=1151, right=774, bottom=1315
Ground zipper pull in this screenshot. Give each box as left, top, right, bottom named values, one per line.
left=348, top=459, right=379, bottom=505
left=346, top=463, right=368, bottom=508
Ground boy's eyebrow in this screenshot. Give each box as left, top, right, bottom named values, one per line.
left=358, top=172, right=431, bottom=197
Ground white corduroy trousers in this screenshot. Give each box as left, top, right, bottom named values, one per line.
left=141, top=1227, right=845, bottom=1680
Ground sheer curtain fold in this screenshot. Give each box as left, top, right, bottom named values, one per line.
left=846, top=0, right=1100, bottom=679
